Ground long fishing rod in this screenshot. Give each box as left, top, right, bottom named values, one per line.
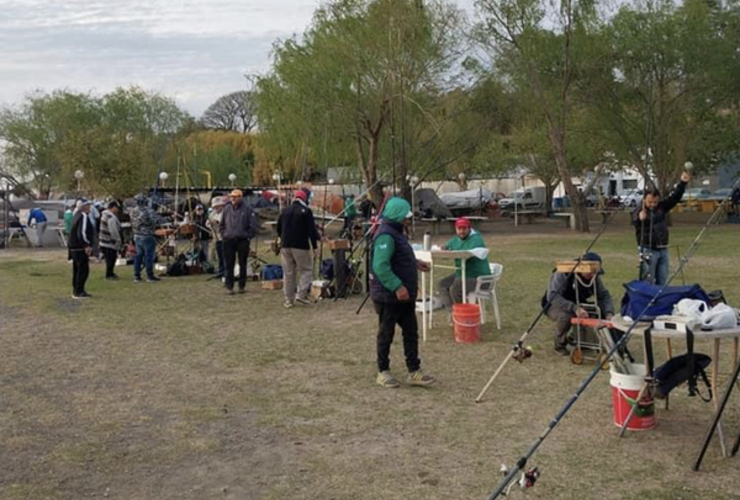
left=475, top=182, right=642, bottom=403
left=484, top=176, right=740, bottom=500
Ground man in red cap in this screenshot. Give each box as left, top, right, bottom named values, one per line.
left=437, top=217, right=491, bottom=317
left=276, top=190, right=320, bottom=307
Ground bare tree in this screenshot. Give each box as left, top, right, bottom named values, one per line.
left=200, top=91, right=257, bottom=133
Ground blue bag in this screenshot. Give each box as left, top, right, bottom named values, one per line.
left=620, top=280, right=709, bottom=320
left=263, top=264, right=283, bottom=281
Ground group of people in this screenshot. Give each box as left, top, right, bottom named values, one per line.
left=368, top=171, right=695, bottom=387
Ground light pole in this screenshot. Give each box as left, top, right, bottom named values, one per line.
left=409, top=174, right=419, bottom=236
left=159, top=171, right=168, bottom=188
left=228, top=173, right=237, bottom=188
left=74, top=170, right=84, bottom=193
left=272, top=171, right=283, bottom=209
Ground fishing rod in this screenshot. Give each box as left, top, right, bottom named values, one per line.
left=484, top=175, right=740, bottom=500
left=475, top=182, right=643, bottom=403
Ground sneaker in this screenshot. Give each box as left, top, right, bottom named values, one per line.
left=376, top=371, right=400, bottom=388
left=283, top=300, right=294, bottom=309
left=105, top=275, right=119, bottom=281
left=147, top=276, right=161, bottom=283
left=80, top=292, right=92, bottom=298
left=237, top=288, right=246, bottom=294
left=227, top=289, right=235, bottom=296
left=71, top=293, right=83, bottom=299
left=407, top=370, right=436, bottom=387
left=134, top=277, right=142, bottom=283
left=296, top=296, right=313, bottom=305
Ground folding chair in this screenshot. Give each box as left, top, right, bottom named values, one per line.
left=468, top=262, right=503, bottom=329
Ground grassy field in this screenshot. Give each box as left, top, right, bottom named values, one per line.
left=1, top=220, right=739, bottom=500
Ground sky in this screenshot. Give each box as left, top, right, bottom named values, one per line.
left=0, top=0, right=476, bottom=118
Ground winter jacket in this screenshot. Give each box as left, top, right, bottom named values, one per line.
left=220, top=201, right=259, bottom=240
left=68, top=211, right=94, bottom=250
left=99, top=210, right=122, bottom=250
left=443, top=230, right=491, bottom=279
left=131, top=206, right=157, bottom=236
left=543, top=272, right=614, bottom=316
left=276, top=200, right=319, bottom=250
left=370, top=198, right=418, bottom=304
left=632, top=181, right=686, bottom=249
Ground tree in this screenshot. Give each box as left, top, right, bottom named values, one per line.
left=200, top=91, right=258, bottom=133
left=475, top=0, right=601, bottom=231
left=0, top=91, right=99, bottom=198
left=255, top=0, right=463, bottom=205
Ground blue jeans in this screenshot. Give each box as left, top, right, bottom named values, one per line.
left=639, top=247, right=669, bottom=285
left=134, top=235, right=156, bottom=279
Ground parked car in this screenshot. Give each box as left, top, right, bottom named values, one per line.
left=498, top=186, right=547, bottom=212
left=707, top=188, right=733, bottom=201
left=681, top=188, right=711, bottom=201
left=619, top=190, right=644, bottom=208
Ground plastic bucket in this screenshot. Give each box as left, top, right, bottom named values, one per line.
left=610, top=364, right=655, bottom=430
left=452, top=303, right=481, bottom=343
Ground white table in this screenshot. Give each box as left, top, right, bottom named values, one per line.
left=613, top=315, right=740, bottom=456
left=414, top=249, right=480, bottom=340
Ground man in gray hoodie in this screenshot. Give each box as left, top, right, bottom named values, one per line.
left=99, top=201, right=122, bottom=280
left=542, top=252, right=614, bottom=355
left=219, top=189, right=260, bottom=294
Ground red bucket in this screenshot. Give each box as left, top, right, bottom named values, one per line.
left=610, top=364, right=655, bottom=430
left=452, top=303, right=481, bottom=343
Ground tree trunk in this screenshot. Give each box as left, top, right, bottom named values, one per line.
left=366, top=134, right=384, bottom=207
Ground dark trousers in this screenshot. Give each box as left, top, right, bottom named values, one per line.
left=374, top=301, right=420, bottom=373
left=71, top=249, right=90, bottom=295
left=545, top=303, right=575, bottom=348
left=215, top=240, right=224, bottom=275
left=102, top=247, right=118, bottom=277
left=223, top=238, right=250, bottom=290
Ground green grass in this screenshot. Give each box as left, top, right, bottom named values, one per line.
left=1, top=222, right=739, bottom=500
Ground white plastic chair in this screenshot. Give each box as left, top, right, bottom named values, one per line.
left=468, top=262, right=503, bottom=329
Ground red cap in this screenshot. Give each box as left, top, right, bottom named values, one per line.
left=455, top=217, right=471, bottom=229
left=294, top=190, right=308, bottom=202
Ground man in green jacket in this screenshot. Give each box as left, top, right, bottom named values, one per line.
left=438, top=217, right=491, bottom=314
left=370, top=197, right=435, bottom=388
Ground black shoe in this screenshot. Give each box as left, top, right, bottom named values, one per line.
left=79, top=292, right=92, bottom=298
left=106, top=275, right=119, bottom=281
left=237, top=288, right=246, bottom=294
left=147, top=276, right=161, bottom=283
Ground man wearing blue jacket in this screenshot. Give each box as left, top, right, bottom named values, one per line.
left=27, top=207, right=47, bottom=247
left=370, top=197, right=435, bottom=388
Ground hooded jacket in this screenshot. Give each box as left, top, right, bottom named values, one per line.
left=370, top=198, right=418, bottom=304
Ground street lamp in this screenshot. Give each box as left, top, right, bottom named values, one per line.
left=159, top=171, right=168, bottom=188
left=272, top=171, right=283, bottom=209
left=228, top=173, right=237, bottom=187
left=74, top=170, right=84, bottom=192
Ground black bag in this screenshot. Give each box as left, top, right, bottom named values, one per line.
left=166, top=255, right=189, bottom=277
left=654, top=353, right=712, bottom=400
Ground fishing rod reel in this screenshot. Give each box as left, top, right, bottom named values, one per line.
left=499, top=464, right=540, bottom=496
left=512, top=341, right=533, bottom=363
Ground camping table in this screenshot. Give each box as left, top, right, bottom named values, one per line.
left=413, top=249, right=478, bottom=339
left=612, top=314, right=740, bottom=457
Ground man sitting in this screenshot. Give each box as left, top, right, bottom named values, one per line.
left=437, top=217, right=490, bottom=317
left=543, top=252, right=614, bottom=355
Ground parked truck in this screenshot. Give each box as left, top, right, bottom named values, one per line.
left=498, top=186, right=547, bottom=212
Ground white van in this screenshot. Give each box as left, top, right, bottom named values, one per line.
left=498, top=186, right=546, bottom=212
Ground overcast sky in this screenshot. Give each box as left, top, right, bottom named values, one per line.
left=0, top=0, right=476, bottom=118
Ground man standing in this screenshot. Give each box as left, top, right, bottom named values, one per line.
left=220, top=189, right=259, bottom=295
left=543, top=252, right=614, bottom=355
left=64, top=203, right=74, bottom=242
left=131, top=194, right=160, bottom=283
left=343, top=194, right=357, bottom=237
left=99, top=201, right=122, bottom=280
left=68, top=200, right=94, bottom=298
left=27, top=206, right=47, bottom=247
left=208, top=196, right=225, bottom=277
left=370, top=197, right=435, bottom=388
left=276, top=190, right=320, bottom=308
left=632, top=171, right=690, bottom=285
left=437, top=217, right=490, bottom=316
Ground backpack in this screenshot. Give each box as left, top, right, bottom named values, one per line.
left=262, top=264, right=283, bottom=281
left=620, top=280, right=710, bottom=320
left=654, top=353, right=712, bottom=401
left=166, top=255, right=189, bottom=277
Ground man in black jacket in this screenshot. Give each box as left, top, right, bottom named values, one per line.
left=68, top=200, right=95, bottom=298
left=632, top=171, right=690, bottom=285
left=220, top=189, right=260, bottom=294
left=276, top=190, right=320, bottom=307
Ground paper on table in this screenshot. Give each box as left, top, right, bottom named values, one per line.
left=469, top=248, right=489, bottom=260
